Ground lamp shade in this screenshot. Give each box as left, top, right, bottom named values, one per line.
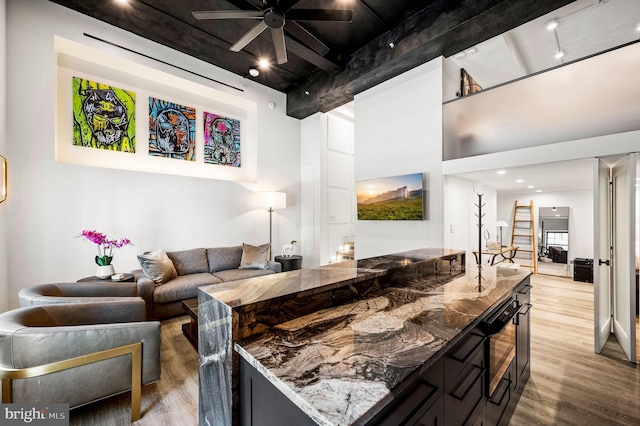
left=496, top=220, right=509, bottom=228
left=256, top=191, right=286, bottom=210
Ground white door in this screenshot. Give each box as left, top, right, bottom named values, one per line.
left=594, top=158, right=612, bottom=353
left=611, top=154, right=636, bottom=362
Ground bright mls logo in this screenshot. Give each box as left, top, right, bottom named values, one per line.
left=1, top=404, right=68, bottom=426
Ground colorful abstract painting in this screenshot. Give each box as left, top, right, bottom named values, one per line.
left=148, top=97, right=196, bottom=161
left=72, top=77, right=136, bottom=152
left=203, top=112, right=241, bottom=167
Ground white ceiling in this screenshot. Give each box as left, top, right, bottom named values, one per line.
left=448, top=0, right=640, bottom=92
left=450, top=158, right=594, bottom=195
left=442, top=0, right=640, bottom=194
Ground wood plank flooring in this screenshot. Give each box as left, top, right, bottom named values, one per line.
left=69, top=316, right=199, bottom=426
left=509, top=275, right=640, bottom=426
left=67, top=275, right=640, bottom=425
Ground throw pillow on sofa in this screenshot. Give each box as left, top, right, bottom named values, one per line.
left=239, top=243, right=270, bottom=270
left=137, top=249, right=177, bottom=284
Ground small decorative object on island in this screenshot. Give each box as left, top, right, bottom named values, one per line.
left=78, top=230, right=133, bottom=278
left=281, top=240, right=297, bottom=257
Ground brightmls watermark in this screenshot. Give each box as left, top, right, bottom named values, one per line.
left=0, top=404, right=68, bottom=426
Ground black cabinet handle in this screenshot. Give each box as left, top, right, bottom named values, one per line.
left=599, top=259, right=610, bottom=266
left=450, top=366, right=484, bottom=401
left=519, top=303, right=532, bottom=316
left=447, top=333, right=485, bottom=363
left=516, top=284, right=532, bottom=295
left=489, top=377, right=511, bottom=406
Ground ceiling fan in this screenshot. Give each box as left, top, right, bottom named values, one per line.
left=192, top=1, right=353, bottom=65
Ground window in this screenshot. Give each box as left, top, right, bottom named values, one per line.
left=546, top=231, right=568, bottom=251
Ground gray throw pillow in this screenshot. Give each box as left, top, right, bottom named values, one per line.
left=239, top=243, right=270, bottom=270
left=138, top=249, right=178, bottom=284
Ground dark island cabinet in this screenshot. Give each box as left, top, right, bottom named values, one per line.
left=239, top=282, right=532, bottom=426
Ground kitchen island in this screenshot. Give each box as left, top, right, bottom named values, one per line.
left=198, top=249, right=531, bottom=426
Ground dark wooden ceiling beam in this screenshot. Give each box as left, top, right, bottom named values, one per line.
left=286, top=0, right=574, bottom=119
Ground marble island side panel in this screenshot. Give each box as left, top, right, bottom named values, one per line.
left=198, top=248, right=466, bottom=426
left=236, top=265, right=531, bottom=426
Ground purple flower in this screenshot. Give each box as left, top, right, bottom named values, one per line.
left=78, top=230, right=134, bottom=265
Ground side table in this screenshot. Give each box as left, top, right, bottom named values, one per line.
left=77, top=273, right=135, bottom=283
left=274, top=255, right=303, bottom=272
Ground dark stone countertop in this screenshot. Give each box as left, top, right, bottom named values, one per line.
left=235, top=263, right=531, bottom=426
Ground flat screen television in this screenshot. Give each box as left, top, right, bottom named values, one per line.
left=356, top=172, right=424, bottom=220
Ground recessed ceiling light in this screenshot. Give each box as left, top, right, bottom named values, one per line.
left=389, top=42, right=395, bottom=48
left=466, top=47, right=477, bottom=55
left=258, top=58, right=270, bottom=69
left=496, top=170, right=506, bottom=175
left=304, top=91, right=310, bottom=96
left=528, top=185, right=534, bottom=189
left=636, top=23, right=640, bottom=32
left=516, top=179, right=523, bottom=183
left=546, top=19, right=559, bottom=31
left=555, top=50, right=565, bottom=60
left=536, top=190, right=542, bottom=193
left=248, top=68, right=259, bottom=77
left=454, top=51, right=466, bottom=60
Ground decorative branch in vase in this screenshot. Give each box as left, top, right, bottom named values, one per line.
left=78, top=230, right=133, bottom=278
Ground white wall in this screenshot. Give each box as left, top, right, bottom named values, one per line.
left=0, top=0, right=7, bottom=313
left=443, top=176, right=497, bottom=260
left=3, top=0, right=300, bottom=310
left=497, top=189, right=594, bottom=264
left=354, top=58, right=444, bottom=259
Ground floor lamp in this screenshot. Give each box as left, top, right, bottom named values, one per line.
left=496, top=220, right=509, bottom=247
left=256, top=191, right=286, bottom=259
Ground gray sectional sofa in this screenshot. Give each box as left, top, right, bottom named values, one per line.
left=133, top=246, right=281, bottom=320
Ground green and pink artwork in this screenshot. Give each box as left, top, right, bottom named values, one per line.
left=148, top=97, right=196, bottom=161
left=72, top=77, right=136, bottom=152
left=203, top=112, right=241, bottom=167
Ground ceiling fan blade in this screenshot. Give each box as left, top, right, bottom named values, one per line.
left=230, top=20, right=268, bottom=52
left=192, top=10, right=264, bottom=20
left=284, top=21, right=329, bottom=56
left=271, top=28, right=288, bottom=64
left=286, top=9, right=353, bottom=22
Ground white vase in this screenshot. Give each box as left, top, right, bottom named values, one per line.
left=96, top=264, right=115, bottom=279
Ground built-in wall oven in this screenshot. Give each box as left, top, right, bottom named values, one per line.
left=481, top=298, right=520, bottom=396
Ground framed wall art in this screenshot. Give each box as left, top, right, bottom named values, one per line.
left=148, top=97, right=196, bottom=161
left=203, top=112, right=241, bottom=168
left=72, top=77, right=136, bottom=153
left=356, top=173, right=424, bottom=220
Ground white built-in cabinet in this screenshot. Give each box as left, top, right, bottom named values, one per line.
left=301, top=113, right=355, bottom=267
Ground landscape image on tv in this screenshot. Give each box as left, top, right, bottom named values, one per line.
left=357, top=173, right=424, bottom=220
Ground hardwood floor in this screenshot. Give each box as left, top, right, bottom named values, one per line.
left=68, top=275, right=640, bottom=425
left=69, top=316, right=199, bottom=426
left=510, top=274, right=640, bottom=426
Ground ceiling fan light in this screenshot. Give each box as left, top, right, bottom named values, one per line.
left=258, top=58, right=270, bottom=68
left=546, top=19, right=559, bottom=31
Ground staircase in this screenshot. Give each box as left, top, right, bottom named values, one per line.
left=510, top=200, right=537, bottom=273
left=335, top=241, right=354, bottom=262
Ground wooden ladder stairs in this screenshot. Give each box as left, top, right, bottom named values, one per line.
left=510, top=200, right=537, bottom=273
